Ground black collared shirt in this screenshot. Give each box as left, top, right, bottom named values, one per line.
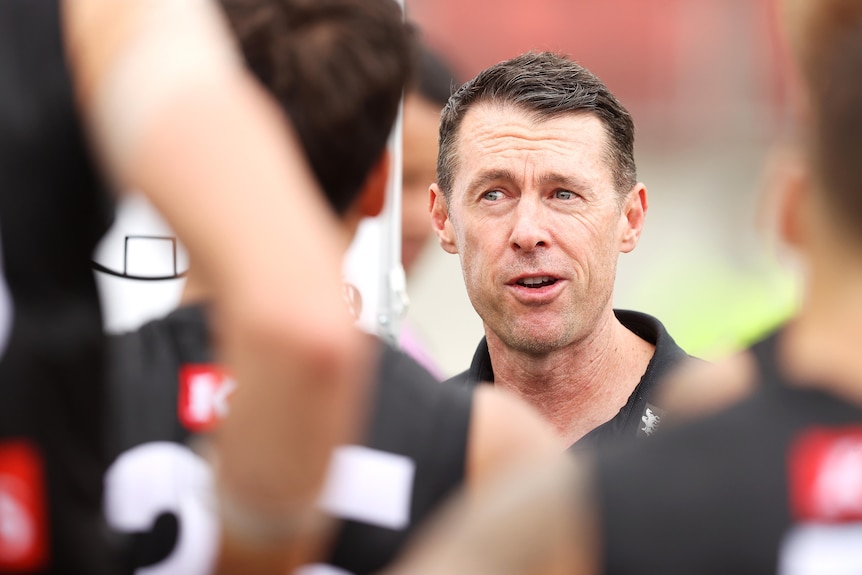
left=445, top=309, right=694, bottom=448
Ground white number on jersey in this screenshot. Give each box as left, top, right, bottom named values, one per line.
left=104, top=442, right=416, bottom=575
left=104, top=442, right=219, bottom=575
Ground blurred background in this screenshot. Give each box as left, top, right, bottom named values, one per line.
left=95, top=0, right=802, bottom=379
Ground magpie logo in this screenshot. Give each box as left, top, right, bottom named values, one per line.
left=638, top=404, right=666, bottom=437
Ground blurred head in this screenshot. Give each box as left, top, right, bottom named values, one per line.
left=436, top=51, right=637, bottom=204
left=782, top=0, right=862, bottom=249
left=221, top=0, right=415, bottom=219
left=401, top=44, right=459, bottom=273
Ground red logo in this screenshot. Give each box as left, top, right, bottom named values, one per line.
left=0, top=440, right=48, bottom=571
left=789, top=426, right=862, bottom=522
left=178, top=364, right=236, bottom=433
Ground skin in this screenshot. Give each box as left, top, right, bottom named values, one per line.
left=401, top=92, right=442, bottom=274
left=431, top=102, right=653, bottom=444
left=385, top=454, right=595, bottom=575
left=434, top=105, right=628, bottom=355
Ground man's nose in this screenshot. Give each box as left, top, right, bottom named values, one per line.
left=509, top=196, right=549, bottom=251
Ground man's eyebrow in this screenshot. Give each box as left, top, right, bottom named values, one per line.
left=536, top=172, right=590, bottom=192
left=465, top=169, right=518, bottom=194
left=464, top=170, right=592, bottom=196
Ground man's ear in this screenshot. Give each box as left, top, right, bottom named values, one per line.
left=358, top=151, right=390, bottom=218
left=776, top=157, right=810, bottom=250
left=619, top=183, right=648, bottom=253
left=430, top=183, right=458, bottom=254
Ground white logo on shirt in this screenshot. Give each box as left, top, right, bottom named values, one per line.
left=640, top=407, right=662, bottom=436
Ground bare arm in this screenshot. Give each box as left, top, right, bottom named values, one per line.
left=62, top=0, right=372, bottom=569
left=386, top=454, right=600, bottom=575
left=658, top=352, right=758, bottom=421
left=466, top=385, right=566, bottom=490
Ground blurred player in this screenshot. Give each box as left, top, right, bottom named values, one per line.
left=1, top=0, right=367, bottom=572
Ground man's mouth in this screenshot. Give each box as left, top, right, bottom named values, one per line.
left=516, top=276, right=557, bottom=288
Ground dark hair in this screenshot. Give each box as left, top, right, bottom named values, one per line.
left=794, top=0, right=862, bottom=242
left=221, top=0, right=415, bottom=216
left=436, top=51, right=636, bottom=201
left=412, top=42, right=460, bottom=107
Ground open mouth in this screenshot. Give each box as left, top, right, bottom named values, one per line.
left=516, top=276, right=558, bottom=288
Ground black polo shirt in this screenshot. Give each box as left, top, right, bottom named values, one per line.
left=446, top=309, right=693, bottom=447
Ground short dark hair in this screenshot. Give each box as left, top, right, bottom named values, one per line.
left=412, top=42, right=459, bottom=107
left=793, top=0, right=862, bottom=243
left=221, top=0, right=415, bottom=216
left=436, top=51, right=636, bottom=201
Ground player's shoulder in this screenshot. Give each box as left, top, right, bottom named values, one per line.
left=656, top=349, right=758, bottom=423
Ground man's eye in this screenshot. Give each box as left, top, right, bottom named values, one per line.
left=483, top=190, right=504, bottom=201
left=554, top=189, right=575, bottom=200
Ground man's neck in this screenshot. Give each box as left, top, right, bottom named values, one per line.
left=782, top=263, right=862, bottom=406
left=485, top=313, right=655, bottom=446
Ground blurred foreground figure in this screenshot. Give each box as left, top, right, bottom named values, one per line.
left=386, top=0, right=862, bottom=573
left=102, top=1, right=560, bottom=574
left=0, top=0, right=366, bottom=572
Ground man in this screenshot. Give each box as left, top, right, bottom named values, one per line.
left=103, top=1, right=559, bottom=574
left=385, top=0, right=862, bottom=572
left=1, top=0, right=366, bottom=572
left=434, top=52, right=691, bottom=446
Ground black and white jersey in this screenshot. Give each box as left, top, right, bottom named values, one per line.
left=595, top=327, right=862, bottom=575
left=0, top=1, right=117, bottom=572
left=104, top=304, right=472, bottom=574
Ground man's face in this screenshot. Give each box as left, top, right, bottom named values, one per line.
left=430, top=102, right=645, bottom=356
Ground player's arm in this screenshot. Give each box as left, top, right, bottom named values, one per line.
left=386, top=386, right=593, bottom=575
left=657, top=352, right=758, bottom=421
left=61, top=0, right=372, bottom=569
left=466, top=385, right=566, bottom=489
left=386, top=453, right=599, bottom=575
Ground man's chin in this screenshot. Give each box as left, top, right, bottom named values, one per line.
left=502, top=330, right=572, bottom=357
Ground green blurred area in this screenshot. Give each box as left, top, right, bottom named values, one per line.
left=625, top=258, right=799, bottom=360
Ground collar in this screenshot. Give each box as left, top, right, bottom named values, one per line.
left=448, top=309, right=690, bottom=392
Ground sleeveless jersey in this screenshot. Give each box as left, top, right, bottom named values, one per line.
left=595, top=326, right=862, bottom=574
left=0, top=1, right=118, bottom=572
left=104, top=304, right=472, bottom=574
